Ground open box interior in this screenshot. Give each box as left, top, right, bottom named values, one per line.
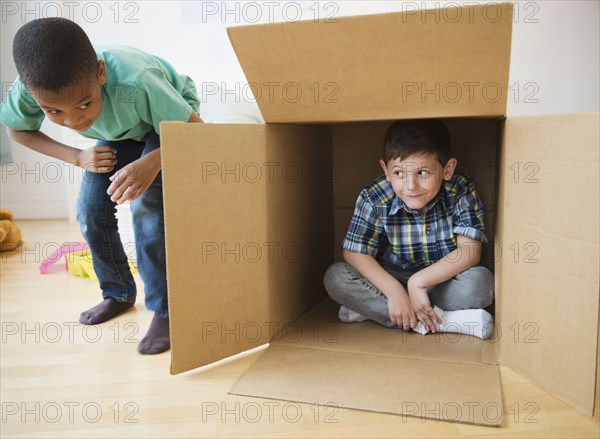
left=159, top=2, right=599, bottom=426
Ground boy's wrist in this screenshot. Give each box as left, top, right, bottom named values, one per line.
left=388, top=283, right=409, bottom=299
left=408, top=272, right=428, bottom=290
left=141, top=148, right=161, bottom=172
left=71, top=148, right=84, bottom=167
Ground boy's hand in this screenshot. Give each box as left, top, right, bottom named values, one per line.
left=78, top=146, right=117, bottom=173
left=387, top=289, right=417, bottom=330
left=107, top=152, right=160, bottom=204
left=407, top=278, right=443, bottom=332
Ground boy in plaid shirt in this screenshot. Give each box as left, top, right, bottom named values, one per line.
left=324, top=119, right=494, bottom=339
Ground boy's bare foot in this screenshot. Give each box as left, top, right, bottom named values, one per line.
left=79, top=297, right=135, bottom=325
left=138, top=314, right=170, bottom=355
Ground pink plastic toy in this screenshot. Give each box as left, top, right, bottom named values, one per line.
left=39, top=242, right=89, bottom=274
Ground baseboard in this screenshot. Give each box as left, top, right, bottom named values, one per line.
left=3, top=196, right=69, bottom=219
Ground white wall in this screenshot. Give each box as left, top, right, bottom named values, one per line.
left=1, top=0, right=598, bottom=219
left=1, top=2, right=79, bottom=218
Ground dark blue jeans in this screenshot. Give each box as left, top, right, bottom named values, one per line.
left=76, top=131, right=168, bottom=318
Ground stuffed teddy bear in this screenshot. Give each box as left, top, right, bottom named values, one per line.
left=0, top=208, right=23, bottom=252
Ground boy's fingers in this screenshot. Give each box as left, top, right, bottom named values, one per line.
left=107, top=175, right=121, bottom=193
left=110, top=167, right=129, bottom=183
left=117, top=186, right=136, bottom=204
left=426, top=307, right=442, bottom=326
left=110, top=164, right=136, bottom=182
left=418, top=312, right=434, bottom=331
left=95, top=145, right=116, bottom=153
left=110, top=184, right=127, bottom=201
left=116, top=187, right=133, bottom=204
left=109, top=178, right=133, bottom=199
left=98, top=159, right=116, bottom=167
left=97, top=151, right=116, bottom=160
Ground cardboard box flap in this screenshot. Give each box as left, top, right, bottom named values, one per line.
left=227, top=3, right=513, bottom=123
left=161, top=123, right=270, bottom=374
left=231, top=298, right=503, bottom=426
left=230, top=345, right=502, bottom=426
left=497, top=113, right=600, bottom=416
left=162, top=123, right=333, bottom=374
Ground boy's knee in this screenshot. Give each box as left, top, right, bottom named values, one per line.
left=464, top=266, right=494, bottom=308
left=75, top=201, right=103, bottom=226
left=323, top=262, right=352, bottom=302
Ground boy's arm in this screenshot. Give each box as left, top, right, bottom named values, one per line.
left=343, top=249, right=417, bottom=330
left=7, top=128, right=117, bottom=173
left=107, top=112, right=203, bottom=204
left=407, top=234, right=481, bottom=330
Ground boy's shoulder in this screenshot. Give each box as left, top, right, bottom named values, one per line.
left=94, top=45, right=170, bottom=83
left=360, top=174, right=395, bottom=207
left=442, top=172, right=478, bottom=199
left=439, top=172, right=483, bottom=214
left=94, top=44, right=151, bottom=60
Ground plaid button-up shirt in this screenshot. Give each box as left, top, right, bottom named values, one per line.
left=343, top=173, right=486, bottom=269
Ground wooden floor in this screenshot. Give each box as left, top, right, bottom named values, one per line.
left=1, top=220, right=598, bottom=438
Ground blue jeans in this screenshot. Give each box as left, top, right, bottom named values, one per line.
left=76, top=131, right=168, bottom=318
left=323, top=260, right=494, bottom=328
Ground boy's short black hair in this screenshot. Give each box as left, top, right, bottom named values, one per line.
left=13, top=18, right=98, bottom=91
left=383, top=119, right=451, bottom=165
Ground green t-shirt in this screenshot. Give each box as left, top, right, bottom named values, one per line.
left=0, top=45, right=199, bottom=141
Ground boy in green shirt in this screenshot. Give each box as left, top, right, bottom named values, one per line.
left=0, top=18, right=202, bottom=354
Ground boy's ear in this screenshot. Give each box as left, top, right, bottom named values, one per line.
left=98, top=60, right=107, bottom=86
left=442, top=157, right=457, bottom=180
left=379, top=159, right=390, bottom=181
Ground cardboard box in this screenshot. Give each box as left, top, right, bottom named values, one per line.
left=160, top=3, right=599, bottom=426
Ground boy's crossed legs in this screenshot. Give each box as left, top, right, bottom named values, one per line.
left=324, top=261, right=495, bottom=339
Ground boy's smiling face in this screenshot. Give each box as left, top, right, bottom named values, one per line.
left=30, top=60, right=106, bottom=132
left=380, top=153, right=457, bottom=212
